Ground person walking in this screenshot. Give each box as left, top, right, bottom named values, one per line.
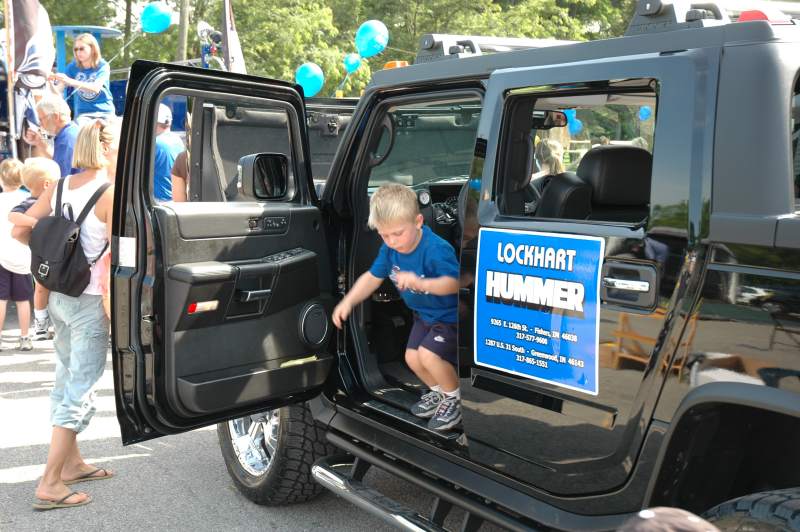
left=14, top=121, right=116, bottom=510
left=50, top=33, right=115, bottom=123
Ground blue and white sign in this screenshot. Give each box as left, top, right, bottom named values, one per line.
left=474, top=228, right=604, bottom=395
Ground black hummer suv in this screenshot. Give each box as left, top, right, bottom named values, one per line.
left=111, top=2, right=800, bottom=529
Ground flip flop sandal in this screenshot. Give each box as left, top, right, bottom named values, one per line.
left=32, top=491, right=92, bottom=511
left=63, top=467, right=114, bottom=485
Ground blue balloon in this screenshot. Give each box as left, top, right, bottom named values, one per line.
left=295, top=62, right=325, bottom=98
left=639, top=105, right=653, bottom=121
left=355, top=20, right=389, bottom=59
left=343, top=53, right=362, bottom=74
left=568, top=118, right=583, bottom=136
left=563, top=108, right=577, bottom=121
left=140, top=2, right=172, bottom=34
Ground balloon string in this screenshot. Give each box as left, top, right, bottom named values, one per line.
left=385, top=45, right=415, bottom=55
left=333, top=73, right=350, bottom=96
left=106, top=32, right=143, bottom=65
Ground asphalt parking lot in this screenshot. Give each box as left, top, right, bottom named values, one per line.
left=0, top=308, right=487, bottom=531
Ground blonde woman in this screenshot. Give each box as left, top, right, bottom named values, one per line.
left=50, top=33, right=115, bottom=122
left=15, top=121, right=115, bottom=510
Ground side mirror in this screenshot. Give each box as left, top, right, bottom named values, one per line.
left=531, top=110, right=568, bottom=129
left=239, top=153, right=289, bottom=199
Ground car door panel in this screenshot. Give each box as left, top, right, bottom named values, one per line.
left=458, top=51, right=716, bottom=495
left=152, top=204, right=331, bottom=418
left=112, top=61, right=334, bottom=444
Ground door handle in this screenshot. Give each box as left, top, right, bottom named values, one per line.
left=603, top=277, right=650, bottom=292
left=236, top=289, right=272, bottom=302
left=601, top=261, right=658, bottom=310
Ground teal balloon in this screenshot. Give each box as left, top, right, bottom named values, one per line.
left=638, top=105, right=653, bottom=121
left=343, top=53, right=362, bottom=74
left=140, top=2, right=172, bottom=34
left=355, top=20, right=389, bottom=58
left=295, top=63, right=324, bottom=98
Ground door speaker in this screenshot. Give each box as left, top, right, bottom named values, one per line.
left=299, top=302, right=328, bottom=347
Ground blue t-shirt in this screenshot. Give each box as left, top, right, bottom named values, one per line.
left=53, top=122, right=79, bottom=177
left=370, top=225, right=459, bottom=324
left=12, top=195, right=37, bottom=214
left=153, top=131, right=185, bottom=201
left=64, top=59, right=115, bottom=116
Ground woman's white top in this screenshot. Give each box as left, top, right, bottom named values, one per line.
left=50, top=175, right=109, bottom=295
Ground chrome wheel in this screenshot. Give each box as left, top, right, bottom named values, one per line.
left=228, top=410, right=280, bottom=477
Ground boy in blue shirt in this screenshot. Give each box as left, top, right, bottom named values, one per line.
left=332, top=184, right=462, bottom=430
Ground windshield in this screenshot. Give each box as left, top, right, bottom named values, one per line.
left=366, top=97, right=482, bottom=189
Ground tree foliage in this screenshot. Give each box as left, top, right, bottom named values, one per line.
left=28, top=0, right=636, bottom=97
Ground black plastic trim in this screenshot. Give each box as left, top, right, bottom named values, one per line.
left=644, top=382, right=800, bottom=505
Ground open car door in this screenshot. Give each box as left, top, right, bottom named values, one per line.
left=112, top=61, right=335, bottom=444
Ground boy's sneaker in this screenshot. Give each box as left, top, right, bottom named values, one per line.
left=33, top=317, right=53, bottom=341
left=427, top=395, right=462, bottom=431
left=18, top=337, right=33, bottom=351
left=410, top=390, right=444, bottom=418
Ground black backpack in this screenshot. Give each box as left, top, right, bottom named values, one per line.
left=30, top=178, right=111, bottom=297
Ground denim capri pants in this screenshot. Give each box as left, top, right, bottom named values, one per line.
left=48, top=292, right=109, bottom=433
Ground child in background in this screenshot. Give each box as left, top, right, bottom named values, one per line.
left=0, top=159, right=33, bottom=351
left=332, top=184, right=463, bottom=431
left=9, top=158, right=61, bottom=340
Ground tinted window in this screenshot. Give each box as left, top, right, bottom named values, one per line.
left=793, top=76, right=799, bottom=208
left=153, top=92, right=295, bottom=203
left=497, top=80, right=657, bottom=225
left=366, top=97, right=482, bottom=188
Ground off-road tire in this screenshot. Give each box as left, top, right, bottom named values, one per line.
left=217, top=403, right=335, bottom=505
left=703, top=488, right=800, bottom=531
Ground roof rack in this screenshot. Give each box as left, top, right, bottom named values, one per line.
left=414, top=34, right=576, bottom=64
left=625, top=0, right=731, bottom=36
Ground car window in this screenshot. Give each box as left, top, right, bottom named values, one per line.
left=366, top=97, right=482, bottom=189
left=496, top=80, right=657, bottom=225
left=793, top=75, right=799, bottom=209
left=152, top=92, right=295, bottom=203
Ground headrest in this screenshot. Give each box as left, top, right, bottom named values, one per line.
left=577, top=146, right=652, bottom=206
left=535, top=172, right=592, bottom=219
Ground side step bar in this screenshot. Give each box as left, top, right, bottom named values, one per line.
left=312, top=456, right=447, bottom=532
left=313, top=433, right=541, bottom=532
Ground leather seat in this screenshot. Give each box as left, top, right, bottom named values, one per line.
left=533, top=171, right=592, bottom=219
left=577, top=145, right=652, bottom=223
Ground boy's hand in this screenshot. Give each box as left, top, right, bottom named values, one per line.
left=332, top=299, right=353, bottom=329
left=394, top=271, right=424, bottom=292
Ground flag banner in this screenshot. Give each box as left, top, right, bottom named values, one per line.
left=13, top=0, right=55, bottom=89
left=221, top=0, right=247, bottom=74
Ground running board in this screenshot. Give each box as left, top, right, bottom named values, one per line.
left=315, top=434, right=541, bottom=532
left=312, top=456, right=447, bottom=532
left=363, top=399, right=463, bottom=443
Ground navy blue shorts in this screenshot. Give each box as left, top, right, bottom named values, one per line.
left=0, top=265, right=33, bottom=301
left=407, top=316, right=457, bottom=366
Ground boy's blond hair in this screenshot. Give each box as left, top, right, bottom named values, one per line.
left=21, top=157, right=60, bottom=190
left=0, top=158, right=24, bottom=189
left=368, top=183, right=420, bottom=229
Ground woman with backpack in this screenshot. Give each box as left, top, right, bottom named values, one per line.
left=13, top=120, right=116, bottom=510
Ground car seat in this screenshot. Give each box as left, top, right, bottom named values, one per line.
left=577, top=145, right=652, bottom=223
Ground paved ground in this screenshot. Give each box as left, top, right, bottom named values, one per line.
left=0, top=307, right=480, bottom=532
